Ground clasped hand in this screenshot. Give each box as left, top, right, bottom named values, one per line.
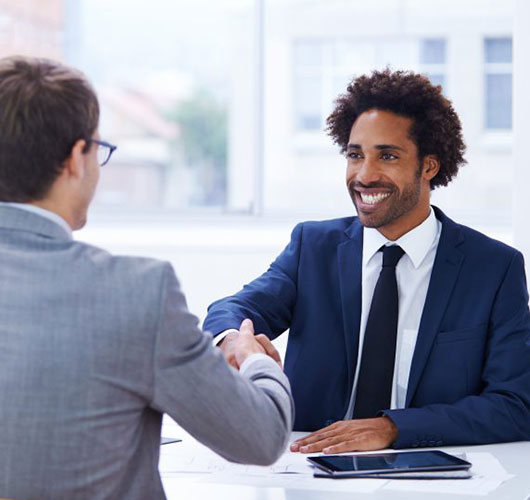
left=218, top=322, right=397, bottom=452
left=219, top=319, right=282, bottom=370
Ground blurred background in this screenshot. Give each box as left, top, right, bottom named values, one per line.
left=0, top=0, right=526, bottom=334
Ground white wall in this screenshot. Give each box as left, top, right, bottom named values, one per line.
left=77, top=219, right=293, bottom=322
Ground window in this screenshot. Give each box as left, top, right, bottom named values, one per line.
left=420, top=39, right=446, bottom=89
left=292, top=39, right=361, bottom=133
left=484, top=37, right=512, bottom=130
left=0, top=0, right=518, bottom=232
left=293, top=42, right=323, bottom=131
left=69, top=0, right=255, bottom=212
left=292, top=38, right=446, bottom=135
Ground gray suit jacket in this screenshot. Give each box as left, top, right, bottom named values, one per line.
left=0, top=206, right=293, bottom=500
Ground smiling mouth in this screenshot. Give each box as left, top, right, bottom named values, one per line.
left=357, top=191, right=391, bottom=205
left=355, top=189, right=392, bottom=209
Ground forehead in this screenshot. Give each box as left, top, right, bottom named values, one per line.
left=348, top=109, right=415, bottom=146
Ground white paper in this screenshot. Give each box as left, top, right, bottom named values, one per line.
left=159, top=445, right=386, bottom=492
left=201, top=471, right=387, bottom=493
left=382, top=452, right=514, bottom=496
left=160, top=451, right=314, bottom=474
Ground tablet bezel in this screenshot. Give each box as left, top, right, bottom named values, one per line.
left=307, top=450, right=471, bottom=477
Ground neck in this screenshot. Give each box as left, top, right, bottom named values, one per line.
left=29, top=199, right=75, bottom=230
left=377, top=204, right=431, bottom=241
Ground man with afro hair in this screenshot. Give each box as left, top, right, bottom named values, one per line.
left=205, top=69, right=530, bottom=453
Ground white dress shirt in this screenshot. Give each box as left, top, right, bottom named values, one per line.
left=0, top=201, right=72, bottom=237
left=344, top=207, right=441, bottom=418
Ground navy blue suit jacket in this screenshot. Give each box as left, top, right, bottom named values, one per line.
left=204, top=207, right=530, bottom=448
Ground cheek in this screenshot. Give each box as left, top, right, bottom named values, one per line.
left=89, top=164, right=100, bottom=193
left=345, top=164, right=356, bottom=185
left=388, top=167, right=414, bottom=189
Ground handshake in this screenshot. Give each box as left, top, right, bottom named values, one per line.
left=217, top=319, right=282, bottom=370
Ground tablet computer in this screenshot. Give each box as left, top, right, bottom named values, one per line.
left=307, top=450, right=471, bottom=477
left=160, top=437, right=182, bottom=445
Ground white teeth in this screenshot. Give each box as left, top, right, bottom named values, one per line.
left=360, top=192, right=390, bottom=205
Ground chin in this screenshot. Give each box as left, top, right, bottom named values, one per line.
left=358, top=215, right=383, bottom=229
left=353, top=205, right=382, bottom=228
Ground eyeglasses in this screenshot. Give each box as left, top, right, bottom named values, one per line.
left=86, top=139, right=117, bottom=167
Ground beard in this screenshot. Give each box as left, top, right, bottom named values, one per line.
left=348, top=173, right=422, bottom=229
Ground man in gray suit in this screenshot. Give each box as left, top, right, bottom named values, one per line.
left=0, top=56, right=293, bottom=499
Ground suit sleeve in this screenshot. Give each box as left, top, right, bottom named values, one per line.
left=384, top=250, right=530, bottom=448
left=149, top=263, right=294, bottom=465
left=203, top=223, right=304, bottom=340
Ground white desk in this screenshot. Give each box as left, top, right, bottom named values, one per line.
left=159, top=421, right=530, bottom=500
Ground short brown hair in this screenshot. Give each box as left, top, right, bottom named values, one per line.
left=326, top=69, right=466, bottom=189
left=0, top=56, right=99, bottom=201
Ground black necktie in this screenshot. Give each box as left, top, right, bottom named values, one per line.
left=353, top=245, right=405, bottom=419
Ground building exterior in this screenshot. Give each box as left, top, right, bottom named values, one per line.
left=227, top=0, right=515, bottom=228
left=0, top=0, right=516, bottom=227
left=0, top=0, right=64, bottom=59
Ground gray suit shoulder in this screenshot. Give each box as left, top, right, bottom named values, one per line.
left=68, top=240, right=178, bottom=329
left=72, top=239, right=174, bottom=286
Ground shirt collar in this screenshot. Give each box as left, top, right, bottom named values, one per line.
left=362, top=208, right=440, bottom=269
left=0, top=202, right=72, bottom=237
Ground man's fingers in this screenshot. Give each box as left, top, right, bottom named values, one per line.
left=323, top=437, right=364, bottom=454
left=323, top=431, right=386, bottom=454
left=255, top=334, right=282, bottom=365
left=239, top=318, right=254, bottom=336
left=292, top=421, right=342, bottom=445
left=298, top=435, right=347, bottom=453
left=290, top=430, right=335, bottom=451
left=292, top=419, right=397, bottom=453
left=296, top=430, right=334, bottom=445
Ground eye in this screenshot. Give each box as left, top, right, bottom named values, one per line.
left=381, top=152, right=398, bottom=160
left=347, top=151, right=363, bottom=160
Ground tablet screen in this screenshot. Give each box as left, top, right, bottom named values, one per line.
left=308, top=450, right=470, bottom=474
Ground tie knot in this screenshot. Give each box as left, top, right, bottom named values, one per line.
left=382, top=245, right=405, bottom=268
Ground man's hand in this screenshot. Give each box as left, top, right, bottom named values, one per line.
left=254, top=333, right=282, bottom=369
left=218, top=330, right=241, bottom=369
left=221, top=319, right=283, bottom=370
left=290, top=416, right=398, bottom=454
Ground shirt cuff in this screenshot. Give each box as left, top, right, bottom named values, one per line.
left=212, top=328, right=239, bottom=346
left=240, top=353, right=279, bottom=374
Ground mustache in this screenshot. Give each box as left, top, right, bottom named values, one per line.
left=348, top=181, right=396, bottom=194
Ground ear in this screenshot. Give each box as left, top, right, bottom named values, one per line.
left=422, top=155, right=440, bottom=182
left=62, top=139, right=88, bottom=181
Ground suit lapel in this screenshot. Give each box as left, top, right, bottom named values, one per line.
left=337, top=219, right=364, bottom=394
left=405, top=207, right=465, bottom=407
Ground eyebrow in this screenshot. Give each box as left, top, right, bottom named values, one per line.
left=347, top=143, right=407, bottom=152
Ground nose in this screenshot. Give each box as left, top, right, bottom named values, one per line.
left=349, top=156, right=381, bottom=186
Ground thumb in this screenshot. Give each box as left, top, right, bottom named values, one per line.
left=239, top=318, right=255, bottom=336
